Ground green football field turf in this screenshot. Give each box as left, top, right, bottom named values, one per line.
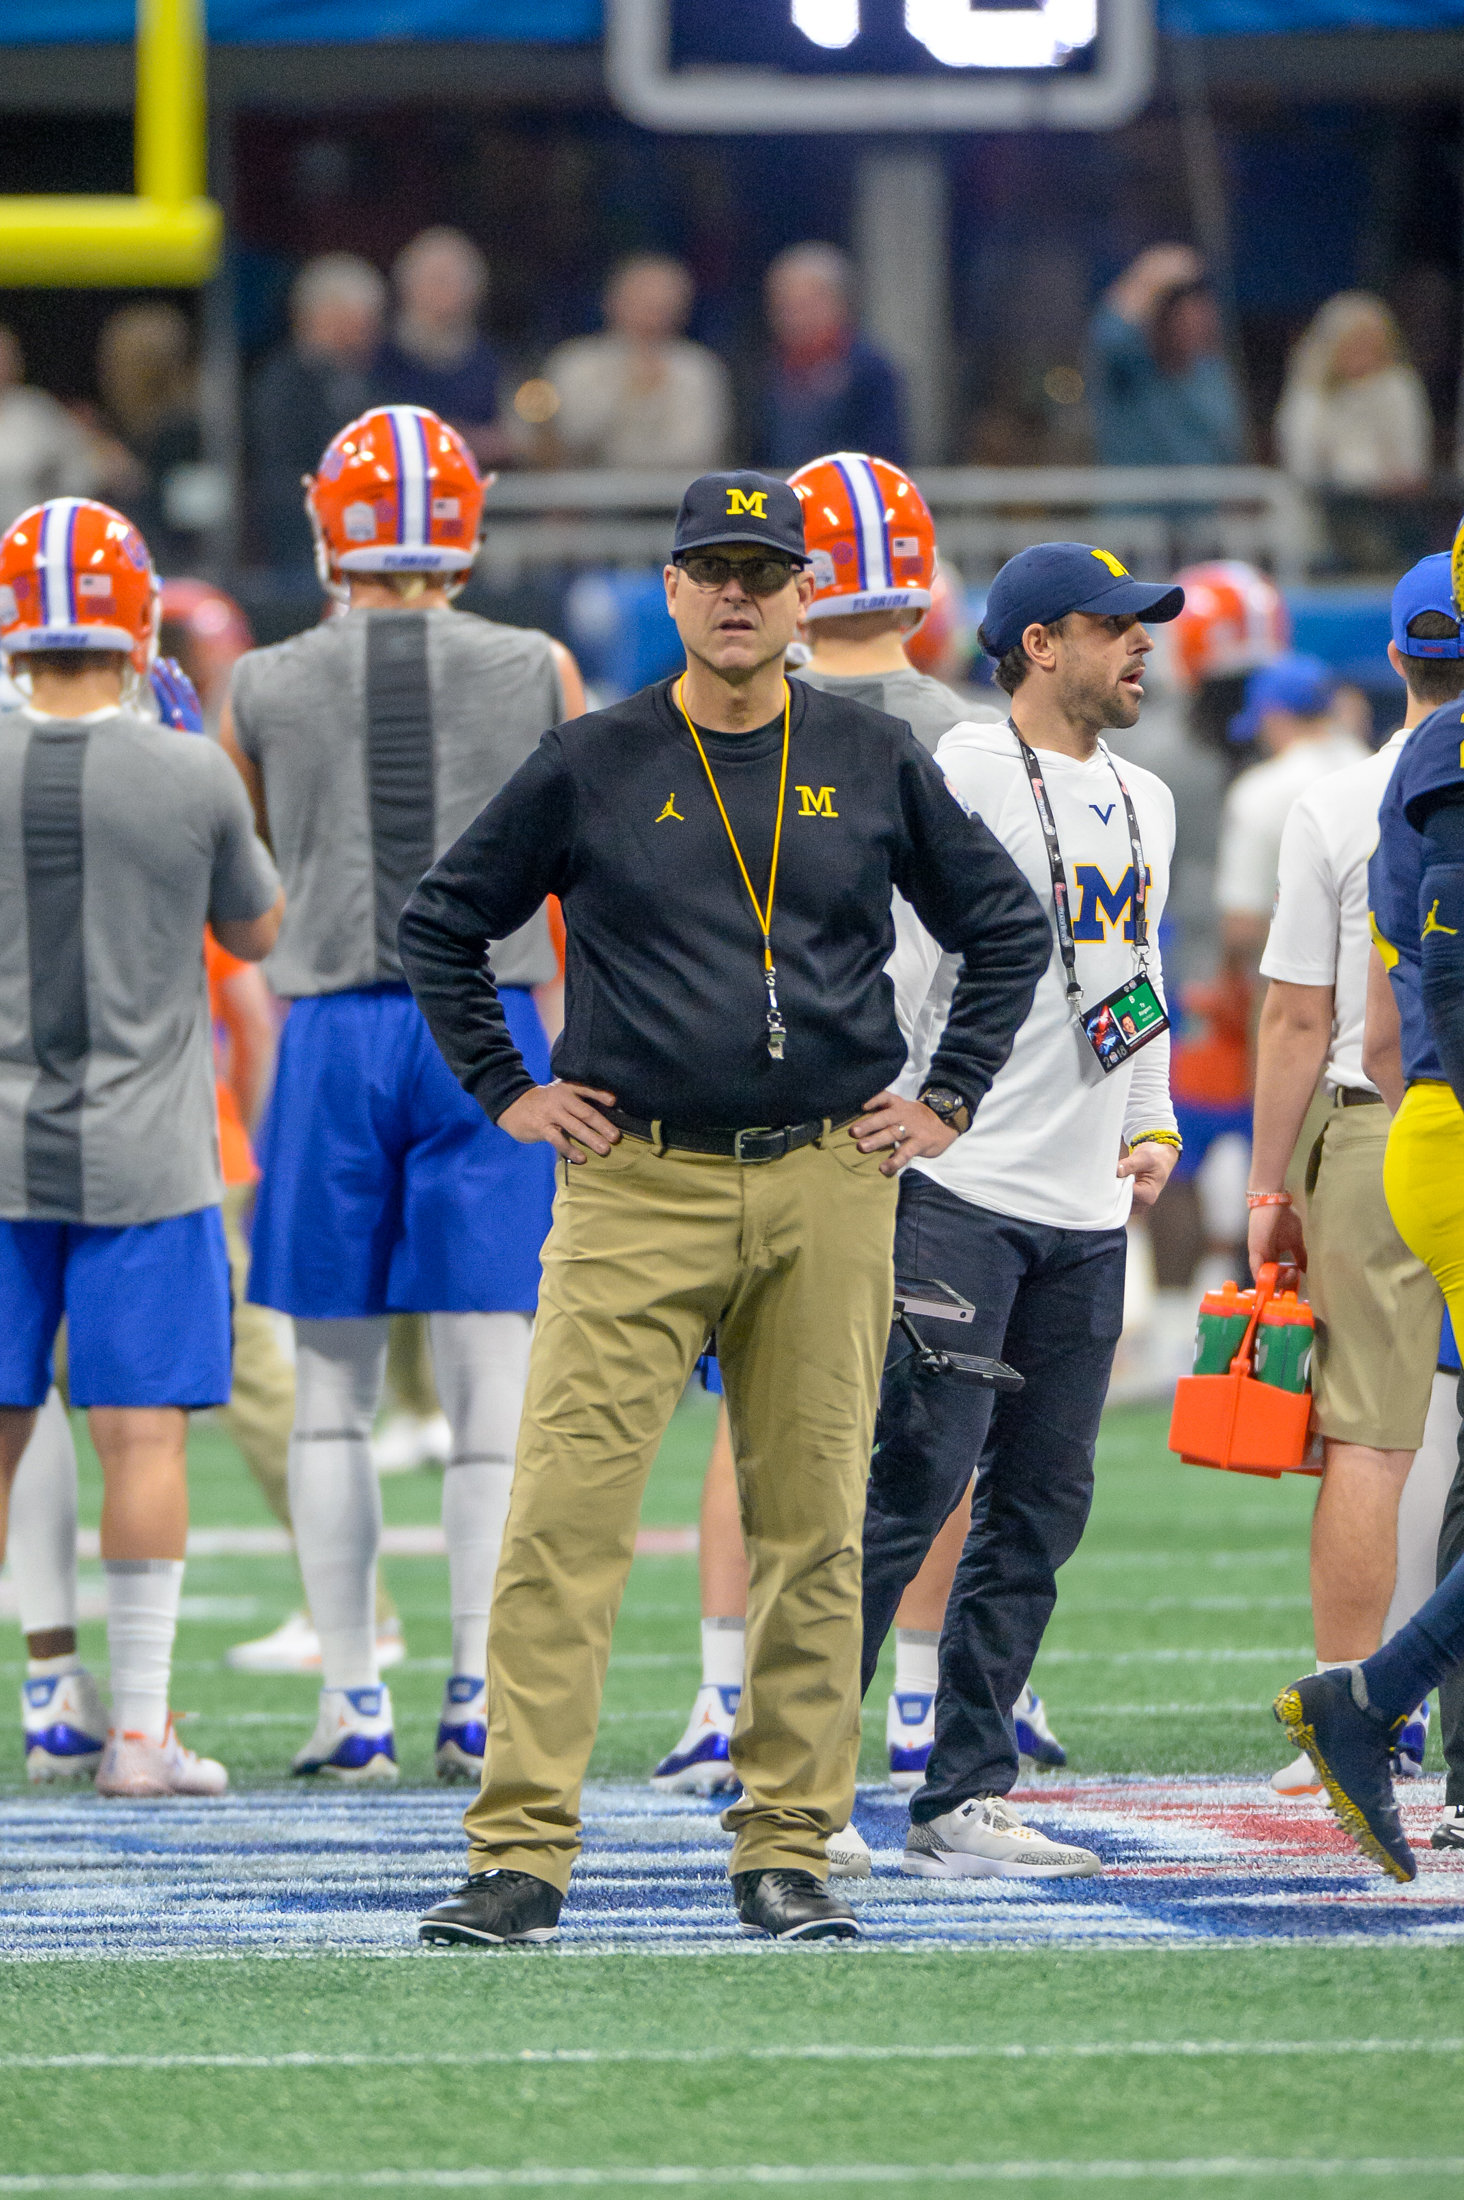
left=1, top=1394, right=1458, bottom=2196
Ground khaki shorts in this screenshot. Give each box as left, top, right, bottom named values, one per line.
left=1305, top=1099, right=1443, bottom=1450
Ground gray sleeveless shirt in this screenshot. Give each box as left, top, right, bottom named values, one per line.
left=230, top=606, right=564, bottom=997
left=791, top=664, right=1001, bottom=754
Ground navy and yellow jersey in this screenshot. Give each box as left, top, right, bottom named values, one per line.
left=1369, top=697, right=1464, bottom=1084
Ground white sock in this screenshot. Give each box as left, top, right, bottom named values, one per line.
left=9, top=1390, right=79, bottom=1640
left=430, top=1312, right=530, bottom=1683
left=701, top=1616, right=745, bottom=1692
left=895, top=1628, right=940, bottom=1694
left=28, top=1650, right=81, bottom=1680
left=106, top=1560, right=184, bottom=1744
left=290, top=1318, right=388, bottom=1693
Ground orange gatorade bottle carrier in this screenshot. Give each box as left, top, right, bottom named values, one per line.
left=1168, top=1263, right=1318, bottom=1479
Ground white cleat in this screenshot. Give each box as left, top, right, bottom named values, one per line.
left=903, top=1795, right=1102, bottom=1880
left=435, top=1675, right=486, bottom=1784
left=23, top=1666, right=109, bottom=1782
left=225, top=1611, right=405, bottom=1674
left=826, top=1822, right=872, bottom=1879
left=371, top=1411, right=452, bottom=1475
left=1271, top=1749, right=1324, bottom=1798
left=649, top=1684, right=741, bottom=1794
left=886, top=1688, right=935, bottom=1793
left=96, top=1719, right=228, bottom=1798
left=292, top=1685, right=399, bottom=1783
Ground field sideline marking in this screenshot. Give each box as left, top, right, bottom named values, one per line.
left=1, top=2156, right=1462, bottom=2190
left=3, top=2039, right=1459, bottom=2073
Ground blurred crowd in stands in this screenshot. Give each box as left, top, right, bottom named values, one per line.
left=1, top=226, right=1460, bottom=584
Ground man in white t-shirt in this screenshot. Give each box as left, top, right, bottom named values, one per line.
left=1215, top=652, right=1368, bottom=979
left=1249, top=556, right=1464, bottom=1799
left=868, top=542, right=1185, bottom=1881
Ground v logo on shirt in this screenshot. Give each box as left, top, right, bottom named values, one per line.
left=1089, top=803, right=1116, bottom=825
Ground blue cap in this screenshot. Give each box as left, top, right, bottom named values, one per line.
left=1228, top=652, right=1337, bottom=744
left=1391, top=553, right=1462, bottom=659
left=978, top=541, right=1184, bottom=657
left=672, top=471, right=808, bottom=563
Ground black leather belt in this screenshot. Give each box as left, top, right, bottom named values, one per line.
left=606, top=1107, right=861, bottom=1164
left=1334, top=1087, right=1384, bottom=1107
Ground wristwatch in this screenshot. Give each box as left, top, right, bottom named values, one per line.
left=918, top=1084, right=972, bottom=1136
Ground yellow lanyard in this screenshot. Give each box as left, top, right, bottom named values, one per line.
left=674, top=675, right=791, bottom=1060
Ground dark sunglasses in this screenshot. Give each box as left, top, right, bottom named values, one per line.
left=677, top=552, right=800, bottom=597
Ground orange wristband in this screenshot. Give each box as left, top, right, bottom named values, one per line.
left=1245, top=1190, right=1293, bottom=1210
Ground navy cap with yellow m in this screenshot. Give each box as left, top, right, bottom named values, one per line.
left=672, top=471, right=809, bottom=565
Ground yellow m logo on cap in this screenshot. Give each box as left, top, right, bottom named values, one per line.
left=727, top=488, right=768, bottom=518
left=1091, top=548, right=1129, bottom=578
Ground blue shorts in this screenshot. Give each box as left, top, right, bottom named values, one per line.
left=0, top=1208, right=231, bottom=1409
left=249, top=985, right=556, bottom=1320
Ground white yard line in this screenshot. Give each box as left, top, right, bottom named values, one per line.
left=0, top=2157, right=1461, bottom=2190
left=1, top=2038, right=1459, bottom=2073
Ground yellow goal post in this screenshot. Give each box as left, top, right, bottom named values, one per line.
left=0, top=0, right=222, bottom=286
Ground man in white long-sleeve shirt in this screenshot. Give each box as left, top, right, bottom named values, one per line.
left=865, top=542, right=1185, bottom=1881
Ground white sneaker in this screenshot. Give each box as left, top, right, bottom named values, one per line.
left=903, top=1795, right=1102, bottom=1880
left=225, top=1612, right=406, bottom=1674
left=826, top=1823, right=872, bottom=1879
left=649, top=1684, right=740, bottom=1794
left=372, top=1411, right=452, bottom=1475
left=291, top=1685, right=398, bottom=1783
left=22, top=1666, right=108, bottom=1781
left=96, top=1718, right=228, bottom=1798
left=1271, top=1749, right=1324, bottom=1798
left=886, top=1688, right=935, bottom=1792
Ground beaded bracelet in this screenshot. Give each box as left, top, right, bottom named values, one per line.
left=1245, top=1190, right=1293, bottom=1209
left=1130, top=1129, right=1183, bottom=1151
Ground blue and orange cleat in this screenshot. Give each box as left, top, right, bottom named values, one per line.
left=1014, top=1684, right=1067, bottom=1769
left=650, top=1684, right=740, bottom=1794
left=22, top=1668, right=107, bottom=1782
left=436, top=1676, right=487, bottom=1783
left=292, top=1685, right=398, bottom=1784
left=886, top=1689, right=935, bottom=1792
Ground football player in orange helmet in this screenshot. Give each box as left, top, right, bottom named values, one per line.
left=0, top=497, right=282, bottom=1798
left=218, top=406, right=586, bottom=1786
left=649, top=456, right=1065, bottom=1834
left=1169, top=559, right=1291, bottom=753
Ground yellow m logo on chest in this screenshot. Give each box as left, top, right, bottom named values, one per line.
left=796, top=785, right=838, bottom=818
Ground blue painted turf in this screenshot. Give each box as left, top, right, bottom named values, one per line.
left=3, top=1777, right=1464, bottom=1957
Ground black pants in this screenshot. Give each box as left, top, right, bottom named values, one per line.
left=1440, top=1370, right=1464, bottom=1807
left=861, top=1174, right=1126, bottom=1820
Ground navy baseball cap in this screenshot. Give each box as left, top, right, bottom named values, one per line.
left=1391, top=553, right=1463, bottom=658
left=1228, top=652, right=1337, bottom=743
left=979, top=541, right=1184, bottom=657
left=673, top=472, right=808, bottom=564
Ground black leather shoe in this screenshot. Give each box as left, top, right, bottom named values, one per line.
left=419, top=1868, right=562, bottom=1947
left=732, top=1868, right=860, bottom=1941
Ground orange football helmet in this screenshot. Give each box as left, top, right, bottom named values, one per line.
left=0, top=497, right=158, bottom=674
left=789, top=451, right=935, bottom=622
left=305, top=405, right=485, bottom=599
left=1170, top=561, right=1290, bottom=688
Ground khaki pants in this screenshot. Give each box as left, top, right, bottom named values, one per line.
left=463, top=1128, right=898, bottom=1891
left=1305, top=1102, right=1442, bottom=1451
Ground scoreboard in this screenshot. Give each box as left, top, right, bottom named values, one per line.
left=607, top=0, right=1156, bottom=131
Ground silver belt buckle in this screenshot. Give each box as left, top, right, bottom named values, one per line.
left=733, top=1125, right=781, bottom=1163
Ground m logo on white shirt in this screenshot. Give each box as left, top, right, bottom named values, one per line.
left=1072, top=863, right=1151, bottom=943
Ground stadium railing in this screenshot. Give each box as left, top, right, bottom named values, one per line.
left=469, top=465, right=1315, bottom=587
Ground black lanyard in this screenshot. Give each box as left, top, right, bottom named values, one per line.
left=1010, top=723, right=1149, bottom=1016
